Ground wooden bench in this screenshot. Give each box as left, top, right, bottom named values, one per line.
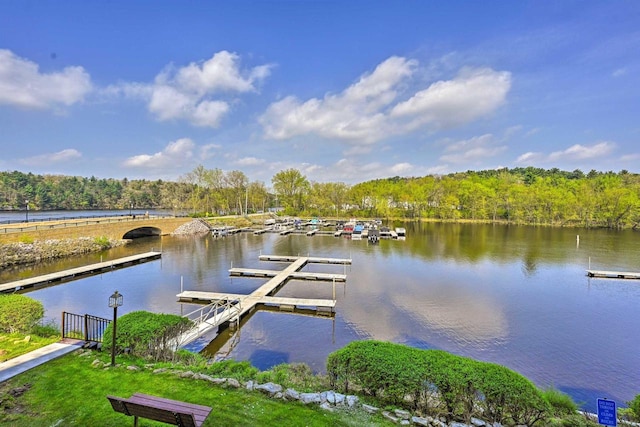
left=107, top=393, right=212, bottom=427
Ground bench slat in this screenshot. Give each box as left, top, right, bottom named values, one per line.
left=130, top=393, right=212, bottom=416
left=107, top=393, right=212, bottom=427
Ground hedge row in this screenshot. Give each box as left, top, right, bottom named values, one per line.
left=103, top=310, right=193, bottom=362
left=0, top=294, right=44, bottom=334
left=327, top=340, right=550, bottom=426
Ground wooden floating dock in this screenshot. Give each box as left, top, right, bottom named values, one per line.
left=586, top=270, right=640, bottom=280
left=0, top=252, right=162, bottom=294
left=176, top=255, right=348, bottom=346
left=229, top=267, right=346, bottom=281
left=258, top=254, right=352, bottom=264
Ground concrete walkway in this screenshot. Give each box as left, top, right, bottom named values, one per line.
left=0, top=338, right=84, bottom=383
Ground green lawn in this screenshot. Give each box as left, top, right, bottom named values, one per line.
left=0, top=350, right=394, bottom=426
left=0, top=333, right=59, bottom=362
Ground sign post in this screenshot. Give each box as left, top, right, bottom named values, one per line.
left=597, top=398, right=617, bottom=426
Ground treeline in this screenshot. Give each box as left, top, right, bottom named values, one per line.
left=2, top=166, right=640, bottom=228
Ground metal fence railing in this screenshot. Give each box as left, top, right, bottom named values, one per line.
left=62, top=311, right=111, bottom=343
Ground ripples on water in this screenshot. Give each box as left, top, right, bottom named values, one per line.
left=2, top=221, right=639, bottom=411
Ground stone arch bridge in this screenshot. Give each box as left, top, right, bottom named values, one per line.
left=0, top=216, right=196, bottom=244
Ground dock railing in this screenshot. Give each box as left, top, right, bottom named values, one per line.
left=180, top=298, right=242, bottom=345
left=62, top=311, right=111, bottom=343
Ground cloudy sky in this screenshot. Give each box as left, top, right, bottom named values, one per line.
left=1, top=1, right=639, bottom=184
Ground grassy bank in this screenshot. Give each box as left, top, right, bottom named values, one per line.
left=0, top=350, right=392, bottom=427
left=0, top=333, right=59, bottom=362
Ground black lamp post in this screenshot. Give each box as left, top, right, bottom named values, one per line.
left=108, top=291, right=123, bottom=366
left=25, top=200, right=29, bottom=223
left=129, top=202, right=133, bottom=217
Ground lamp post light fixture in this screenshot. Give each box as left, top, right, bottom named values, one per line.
left=25, top=200, right=29, bottom=223
left=108, top=291, right=123, bottom=366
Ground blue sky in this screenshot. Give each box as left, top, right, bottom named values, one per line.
left=1, top=1, right=639, bottom=184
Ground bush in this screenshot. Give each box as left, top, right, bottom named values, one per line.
left=328, top=340, right=550, bottom=425
left=626, top=394, right=640, bottom=422
left=31, top=321, right=60, bottom=338
left=0, top=294, right=44, bottom=333
left=93, top=236, right=111, bottom=249
left=542, top=387, right=578, bottom=417
left=102, top=311, right=193, bottom=362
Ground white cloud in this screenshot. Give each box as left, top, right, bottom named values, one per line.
left=234, top=157, right=265, bottom=166
left=516, top=152, right=543, bottom=164
left=20, top=148, right=82, bottom=166
left=548, top=141, right=615, bottom=161
left=620, top=153, right=640, bottom=162
left=389, top=162, right=413, bottom=175
left=171, top=50, right=267, bottom=95
left=439, top=134, right=507, bottom=164
left=200, top=143, right=220, bottom=160
left=516, top=141, right=616, bottom=165
left=0, top=49, right=92, bottom=110
left=107, top=51, right=271, bottom=127
left=261, top=56, right=415, bottom=143
left=612, top=67, right=628, bottom=78
left=123, top=138, right=195, bottom=168
left=391, top=67, right=511, bottom=130
left=260, top=57, right=511, bottom=144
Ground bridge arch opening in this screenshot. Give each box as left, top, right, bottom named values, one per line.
left=123, top=227, right=162, bottom=239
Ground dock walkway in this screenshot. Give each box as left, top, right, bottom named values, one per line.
left=586, top=270, right=640, bottom=279
left=176, top=255, right=350, bottom=346
left=0, top=252, right=162, bottom=294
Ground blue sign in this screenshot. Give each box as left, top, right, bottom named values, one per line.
left=597, top=398, right=617, bottom=426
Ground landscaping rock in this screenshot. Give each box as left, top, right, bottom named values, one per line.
left=226, top=378, right=241, bottom=388
left=362, top=403, right=379, bottom=414
left=382, top=411, right=399, bottom=423
left=394, top=408, right=411, bottom=420
left=299, top=392, right=322, bottom=404
left=319, top=402, right=334, bottom=412
left=411, top=415, right=431, bottom=427
left=256, top=382, right=283, bottom=396
left=284, top=388, right=300, bottom=401
left=346, top=395, right=358, bottom=407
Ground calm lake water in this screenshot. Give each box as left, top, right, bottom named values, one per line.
left=1, top=219, right=639, bottom=412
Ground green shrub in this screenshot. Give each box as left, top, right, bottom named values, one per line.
left=93, top=236, right=111, bottom=249
left=476, top=362, right=549, bottom=426
left=18, top=235, right=34, bottom=244
left=31, top=321, right=60, bottom=338
left=626, top=394, right=640, bottom=422
left=102, top=311, right=193, bottom=362
left=328, top=340, right=550, bottom=425
left=542, top=387, right=578, bottom=417
left=205, top=359, right=259, bottom=381
left=0, top=294, right=44, bottom=333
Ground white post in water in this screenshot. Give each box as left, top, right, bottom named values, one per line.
left=332, top=278, right=336, bottom=301
left=577, top=235, right=580, bottom=248
left=180, top=276, right=183, bottom=293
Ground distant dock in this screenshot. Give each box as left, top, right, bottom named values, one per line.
left=176, top=255, right=351, bottom=346
left=586, top=270, right=640, bottom=280
left=0, top=252, right=162, bottom=294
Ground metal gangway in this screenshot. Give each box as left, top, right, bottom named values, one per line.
left=179, top=297, right=242, bottom=347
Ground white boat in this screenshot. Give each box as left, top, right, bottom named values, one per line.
left=395, top=227, right=406, bottom=237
